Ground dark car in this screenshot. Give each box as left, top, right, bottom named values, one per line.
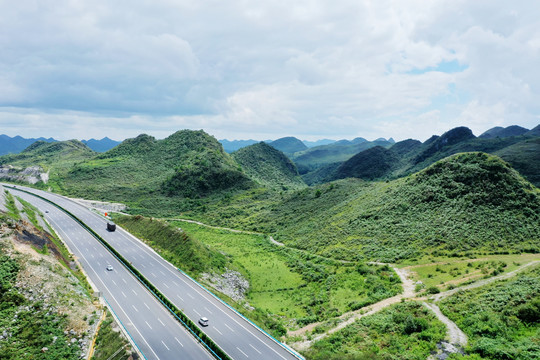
left=107, top=222, right=116, bottom=232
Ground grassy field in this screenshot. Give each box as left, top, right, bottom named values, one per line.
left=169, top=220, right=402, bottom=329
left=399, top=254, right=540, bottom=290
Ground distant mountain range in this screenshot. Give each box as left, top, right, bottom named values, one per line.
left=0, top=135, right=120, bottom=155
left=81, top=137, right=121, bottom=152
left=218, top=137, right=395, bottom=153
left=0, top=135, right=56, bottom=155
left=310, top=124, right=540, bottom=187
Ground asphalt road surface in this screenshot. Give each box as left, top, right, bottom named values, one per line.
left=5, top=184, right=302, bottom=360
left=7, top=186, right=214, bottom=360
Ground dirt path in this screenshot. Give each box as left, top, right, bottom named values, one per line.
left=290, top=260, right=540, bottom=351
left=170, top=218, right=262, bottom=234
left=423, top=302, right=467, bottom=346
left=402, top=258, right=490, bottom=269
left=288, top=264, right=415, bottom=345
left=430, top=260, right=540, bottom=302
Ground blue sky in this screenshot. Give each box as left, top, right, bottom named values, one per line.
left=0, top=0, right=539, bottom=142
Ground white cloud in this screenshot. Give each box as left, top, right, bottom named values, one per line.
left=0, top=0, right=538, bottom=141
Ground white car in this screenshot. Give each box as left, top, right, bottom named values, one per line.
left=106, top=265, right=114, bottom=271
left=198, top=317, right=209, bottom=327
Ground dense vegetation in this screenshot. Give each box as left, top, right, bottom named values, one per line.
left=0, top=241, right=83, bottom=359
left=232, top=142, right=306, bottom=189
left=440, top=266, right=540, bottom=359
left=91, top=311, right=131, bottom=360
left=0, top=140, right=96, bottom=188
left=479, top=125, right=529, bottom=139
left=114, top=215, right=402, bottom=333
left=303, top=302, right=446, bottom=360
left=293, top=138, right=394, bottom=174
left=314, top=126, right=540, bottom=187
left=270, top=137, right=308, bottom=154
left=113, top=215, right=228, bottom=275
left=59, top=130, right=253, bottom=202
left=190, top=153, right=539, bottom=262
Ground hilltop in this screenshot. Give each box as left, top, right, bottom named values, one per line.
left=479, top=125, right=529, bottom=138
left=0, top=135, right=56, bottom=156
left=61, top=130, right=253, bottom=206
left=270, top=137, right=308, bottom=154
left=194, top=152, right=539, bottom=262
left=81, top=137, right=121, bottom=152
left=292, top=138, right=395, bottom=176
left=313, top=126, right=540, bottom=187
left=232, top=142, right=306, bottom=190
left=0, top=140, right=96, bottom=185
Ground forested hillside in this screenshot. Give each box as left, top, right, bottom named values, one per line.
left=233, top=142, right=306, bottom=189
left=193, top=152, right=540, bottom=262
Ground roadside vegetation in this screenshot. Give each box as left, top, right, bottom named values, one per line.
left=114, top=215, right=402, bottom=335
left=91, top=311, right=131, bottom=360
left=0, top=219, right=95, bottom=359
left=439, top=266, right=540, bottom=360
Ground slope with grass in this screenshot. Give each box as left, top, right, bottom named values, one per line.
left=270, top=137, right=308, bottom=154
left=192, top=152, right=540, bottom=262
left=439, top=265, right=540, bottom=360
left=302, top=301, right=446, bottom=360
left=0, top=210, right=103, bottom=359
left=113, top=215, right=228, bottom=276
left=114, top=215, right=402, bottom=335
left=57, top=130, right=253, bottom=209
left=495, top=137, right=540, bottom=188
left=0, top=140, right=96, bottom=187
left=232, top=142, right=306, bottom=190
left=293, top=138, right=394, bottom=173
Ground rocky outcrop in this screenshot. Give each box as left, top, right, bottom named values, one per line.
left=200, top=269, right=249, bottom=302
left=0, top=165, right=49, bottom=184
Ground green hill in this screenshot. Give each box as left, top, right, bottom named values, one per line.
left=196, top=153, right=539, bottom=262
left=232, top=142, right=306, bottom=190
left=332, top=146, right=400, bottom=181
left=293, top=138, right=394, bottom=172
left=495, top=137, right=540, bottom=187
left=62, top=130, right=253, bottom=204
left=269, top=137, right=308, bottom=154
left=306, top=126, right=540, bottom=187
left=0, top=140, right=96, bottom=187
left=0, top=139, right=95, bottom=166
left=526, top=124, right=540, bottom=137
left=479, top=125, right=529, bottom=138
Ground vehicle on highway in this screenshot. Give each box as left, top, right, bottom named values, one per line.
left=106, top=265, right=114, bottom=271
left=107, top=221, right=116, bottom=232
left=198, top=317, right=209, bottom=327
left=45, top=210, right=49, bottom=213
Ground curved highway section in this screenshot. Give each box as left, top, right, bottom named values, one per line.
left=5, top=184, right=303, bottom=360
left=6, top=186, right=213, bottom=360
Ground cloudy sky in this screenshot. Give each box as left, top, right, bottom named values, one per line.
left=0, top=0, right=539, bottom=142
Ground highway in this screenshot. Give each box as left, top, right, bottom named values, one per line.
left=6, top=186, right=214, bottom=360
left=5, top=184, right=302, bottom=360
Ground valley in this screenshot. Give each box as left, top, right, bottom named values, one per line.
left=0, top=125, right=538, bottom=360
